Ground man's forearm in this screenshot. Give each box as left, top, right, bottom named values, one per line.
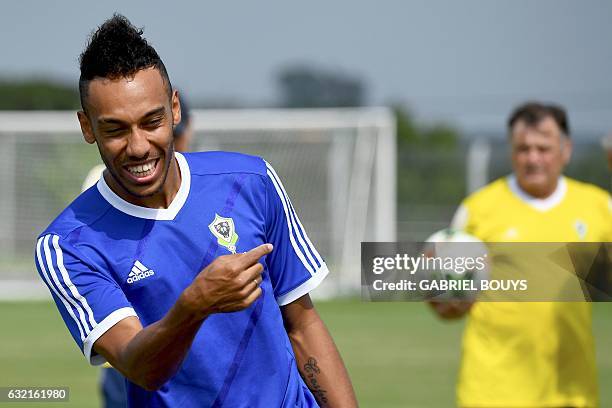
left=98, top=293, right=207, bottom=391
left=287, top=314, right=357, bottom=407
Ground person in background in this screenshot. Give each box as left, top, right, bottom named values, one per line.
left=171, top=92, right=193, bottom=153
left=431, top=102, right=612, bottom=408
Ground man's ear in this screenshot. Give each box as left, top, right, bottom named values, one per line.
left=562, top=136, right=573, bottom=165
left=77, top=110, right=96, bottom=144
left=171, top=89, right=182, bottom=128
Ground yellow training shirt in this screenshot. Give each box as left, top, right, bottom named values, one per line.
left=451, top=175, right=612, bottom=407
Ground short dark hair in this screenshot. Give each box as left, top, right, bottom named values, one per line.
left=507, top=102, right=570, bottom=137
left=78, top=14, right=172, bottom=110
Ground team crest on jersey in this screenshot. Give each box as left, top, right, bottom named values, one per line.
left=209, top=214, right=239, bottom=254
left=574, top=220, right=587, bottom=240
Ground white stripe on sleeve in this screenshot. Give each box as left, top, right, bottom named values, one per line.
left=266, top=163, right=321, bottom=272
left=266, top=168, right=315, bottom=275
left=43, top=234, right=92, bottom=335
left=285, top=194, right=324, bottom=267
left=36, top=236, right=86, bottom=342
left=52, top=235, right=98, bottom=330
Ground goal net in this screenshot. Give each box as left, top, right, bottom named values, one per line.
left=0, top=108, right=396, bottom=300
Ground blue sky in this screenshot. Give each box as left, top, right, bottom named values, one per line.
left=2, top=1, right=611, bottom=134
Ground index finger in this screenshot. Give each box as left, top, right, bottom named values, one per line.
left=237, top=243, right=273, bottom=268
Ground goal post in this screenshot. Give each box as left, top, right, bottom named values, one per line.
left=0, top=108, right=396, bottom=299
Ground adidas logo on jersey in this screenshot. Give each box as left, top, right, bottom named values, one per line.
left=127, top=260, right=155, bottom=284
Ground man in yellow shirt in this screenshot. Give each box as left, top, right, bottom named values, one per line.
left=431, top=102, right=612, bottom=407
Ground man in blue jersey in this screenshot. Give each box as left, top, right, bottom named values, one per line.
left=35, top=14, right=357, bottom=407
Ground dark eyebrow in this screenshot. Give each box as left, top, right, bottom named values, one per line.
left=97, top=117, right=125, bottom=126
left=97, top=106, right=166, bottom=126
left=141, top=106, right=166, bottom=120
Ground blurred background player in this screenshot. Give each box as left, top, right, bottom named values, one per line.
left=431, top=102, right=612, bottom=407
left=171, top=91, right=193, bottom=153
left=83, top=93, right=192, bottom=408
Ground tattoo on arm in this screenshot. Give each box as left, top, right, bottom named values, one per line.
left=303, top=357, right=328, bottom=405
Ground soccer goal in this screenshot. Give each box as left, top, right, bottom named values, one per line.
left=0, top=108, right=396, bottom=299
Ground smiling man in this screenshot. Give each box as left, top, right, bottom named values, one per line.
left=431, top=102, right=612, bottom=407
left=78, top=67, right=179, bottom=205
left=35, top=15, right=356, bottom=408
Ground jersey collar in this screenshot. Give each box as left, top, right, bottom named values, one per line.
left=507, top=174, right=566, bottom=212
left=96, top=152, right=191, bottom=220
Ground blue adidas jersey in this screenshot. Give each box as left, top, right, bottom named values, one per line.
left=34, top=151, right=328, bottom=408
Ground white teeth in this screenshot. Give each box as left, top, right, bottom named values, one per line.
left=127, top=160, right=156, bottom=177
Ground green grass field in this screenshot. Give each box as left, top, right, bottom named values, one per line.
left=1, top=300, right=610, bottom=407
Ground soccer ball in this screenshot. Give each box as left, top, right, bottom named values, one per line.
left=423, top=228, right=489, bottom=300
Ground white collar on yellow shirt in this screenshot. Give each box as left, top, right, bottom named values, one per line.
left=507, top=175, right=567, bottom=212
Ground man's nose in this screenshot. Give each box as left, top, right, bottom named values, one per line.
left=126, top=128, right=150, bottom=159
left=526, top=148, right=541, bottom=164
